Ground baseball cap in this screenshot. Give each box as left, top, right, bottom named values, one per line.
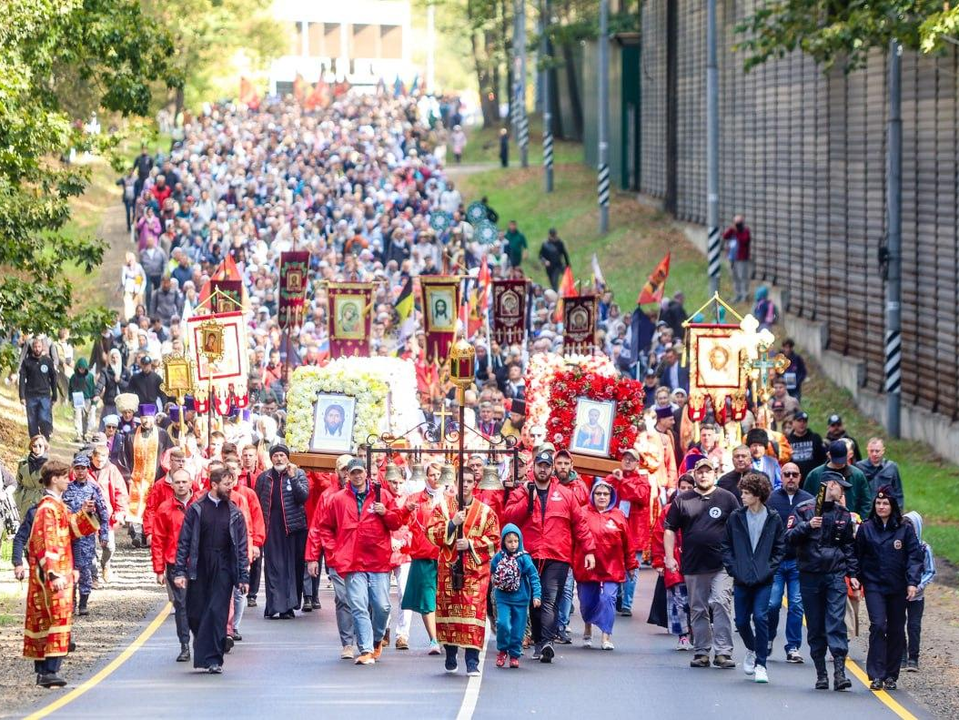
left=828, top=440, right=849, bottom=463
left=140, top=355, right=153, bottom=365
left=821, top=469, right=851, bottom=488
left=621, top=448, right=640, bottom=460
left=827, top=414, right=842, bottom=425
left=535, top=450, right=554, bottom=465
left=795, top=411, right=809, bottom=421
left=770, top=399, right=786, bottom=411
left=693, top=457, right=714, bottom=471
left=336, top=454, right=354, bottom=471
left=346, top=458, right=366, bottom=472
left=72, top=452, right=91, bottom=468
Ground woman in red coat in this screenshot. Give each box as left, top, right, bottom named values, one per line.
left=650, top=473, right=694, bottom=650
left=574, top=479, right=637, bottom=651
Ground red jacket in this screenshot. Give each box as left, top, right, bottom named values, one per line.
left=151, top=495, right=192, bottom=573
left=651, top=500, right=684, bottom=588
left=234, top=484, right=266, bottom=549
left=91, top=463, right=129, bottom=528
left=503, top=479, right=595, bottom=564
left=606, top=469, right=652, bottom=553
left=304, top=482, right=344, bottom=563
left=304, top=471, right=335, bottom=525
left=474, top=488, right=507, bottom=525
left=573, top=504, right=637, bottom=583
left=144, top=473, right=199, bottom=537
left=405, top=488, right=443, bottom=561
left=314, top=484, right=411, bottom=574
left=558, top=474, right=590, bottom=506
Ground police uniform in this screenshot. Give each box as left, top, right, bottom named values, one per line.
left=785, top=472, right=858, bottom=690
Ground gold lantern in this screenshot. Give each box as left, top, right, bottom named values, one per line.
left=448, top=338, right=476, bottom=402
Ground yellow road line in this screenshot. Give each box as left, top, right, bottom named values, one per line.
left=25, top=602, right=172, bottom=720
left=782, top=596, right=918, bottom=719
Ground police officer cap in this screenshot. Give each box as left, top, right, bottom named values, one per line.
left=820, top=470, right=851, bottom=488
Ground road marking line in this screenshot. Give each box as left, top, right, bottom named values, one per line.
left=782, top=596, right=917, bottom=719
left=455, top=621, right=491, bottom=720
left=25, top=601, right=172, bottom=720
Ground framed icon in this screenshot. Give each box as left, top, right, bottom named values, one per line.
left=569, top=397, right=616, bottom=458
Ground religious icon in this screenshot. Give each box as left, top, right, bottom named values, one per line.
left=501, top=289, right=520, bottom=317
left=570, top=398, right=616, bottom=458
left=568, top=306, right=590, bottom=332
left=311, top=393, right=356, bottom=453
left=160, top=353, right=193, bottom=394
left=334, top=296, right=365, bottom=339
left=286, top=268, right=304, bottom=294
left=198, top=321, right=225, bottom=365
left=426, top=286, right=457, bottom=331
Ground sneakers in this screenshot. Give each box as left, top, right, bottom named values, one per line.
left=539, top=643, right=555, bottom=663
left=870, top=678, right=884, bottom=691
left=301, top=598, right=312, bottom=612
left=904, top=659, right=919, bottom=672
left=466, top=665, right=481, bottom=677
left=509, top=657, right=520, bottom=669
left=247, top=597, right=257, bottom=608
left=383, top=629, right=391, bottom=645
left=224, top=636, right=234, bottom=654
left=713, top=654, right=736, bottom=669
left=754, top=665, right=769, bottom=683
left=601, top=639, right=615, bottom=651
left=675, top=635, right=691, bottom=651
left=690, top=654, right=710, bottom=668
left=355, top=653, right=376, bottom=666
left=884, top=678, right=897, bottom=691
left=340, top=645, right=355, bottom=660
left=207, top=665, right=222, bottom=674
left=311, top=598, right=322, bottom=610
left=582, top=634, right=593, bottom=648
left=231, top=632, right=242, bottom=642
left=619, top=608, right=633, bottom=617
left=372, top=641, right=383, bottom=661
left=786, top=649, right=804, bottom=664
left=38, top=673, right=67, bottom=688
left=428, top=640, right=442, bottom=656
left=395, top=635, right=409, bottom=650
left=444, top=657, right=459, bottom=674
left=555, top=627, right=572, bottom=644
left=531, top=645, right=542, bottom=661
left=743, top=651, right=756, bottom=675
left=496, top=651, right=507, bottom=668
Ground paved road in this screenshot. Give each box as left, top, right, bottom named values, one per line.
left=20, top=571, right=931, bottom=719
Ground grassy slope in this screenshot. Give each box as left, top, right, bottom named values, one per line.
left=458, top=133, right=959, bottom=564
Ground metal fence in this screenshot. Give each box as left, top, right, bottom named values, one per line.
left=639, top=0, right=959, bottom=420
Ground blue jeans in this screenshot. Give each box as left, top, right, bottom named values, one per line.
left=557, top=568, right=574, bottom=629
left=766, top=558, right=803, bottom=652
left=496, top=601, right=528, bottom=658
left=734, top=583, right=773, bottom=667
left=344, top=571, right=391, bottom=654
left=619, top=553, right=643, bottom=611
left=25, top=395, right=53, bottom=439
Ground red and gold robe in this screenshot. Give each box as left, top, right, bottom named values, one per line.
left=24, top=494, right=99, bottom=660
left=427, top=496, right=499, bottom=650
left=128, top=428, right=160, bottom=523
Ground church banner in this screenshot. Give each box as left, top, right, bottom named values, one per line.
left=562, top=295, right=597, bottom=356
left=209, top=280, right=243, bottom=314
left=491, top=279, right=526, bottom=346
left=420, top=275, right=461, bottom=365
left=278, top=251, right=310, bottom=328
left=186, top=311, right=250, bottom=416
left=326, top=282, right=375, bottom=358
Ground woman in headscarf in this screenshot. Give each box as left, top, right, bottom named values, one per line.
left=119, top=252, right=146, bottom=321
left=14, top=435, right=48, bottom=518
left=854, top=486, right=924, bottom=691
left=96, top=348, right=131, bottom=426
left=574, top=478, right=637, bottom=650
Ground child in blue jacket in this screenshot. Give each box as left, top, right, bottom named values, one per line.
left=902, top=512, right=937, bottom=671
left=490, top=523, right=541, bottom=668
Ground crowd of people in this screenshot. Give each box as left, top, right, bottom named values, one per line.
left=4, top=90, right=936, bottom=695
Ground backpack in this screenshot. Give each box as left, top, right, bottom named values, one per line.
left=492, top=552, right=522, bottom=593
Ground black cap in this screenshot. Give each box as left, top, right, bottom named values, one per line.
left=535, top=450, right=554, bottom=465
left=821, top=470, right=851, bottom=488
left=269, top=443, right=290, bottom=458
left=795, top=411, right=809, bottom=421
left=827, top=413, right=842, bottom=425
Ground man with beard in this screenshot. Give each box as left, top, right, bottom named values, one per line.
left=19, top=337, right=58, bottom=440
left=174, top=467, right=250, bottom=674
left=255, top=445, right=309, bottom=619
left=322, top=404, right=346, bottom=437
left=121, top=404, right=173, bottom=547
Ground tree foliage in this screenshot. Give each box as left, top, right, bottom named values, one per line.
left=0, top=0, right=181, bottom=368
left=735, top=0, right=959, bottom=72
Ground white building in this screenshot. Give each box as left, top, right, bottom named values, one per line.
left=269, top=0, right=413, bottom=93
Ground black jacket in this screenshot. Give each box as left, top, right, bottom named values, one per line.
left=127, top=369, right=168, bottom=408
left=255, top=467, right=309, bottom=536
left=855, top=515, right=923, bottom=595
left=767, top=487, right=814, bottom=560
left=721, top=506, right=785, bottom=586
left=785, top=499, right=858, bottom=577
left=19, top=353, right=58, bottom=401
left=174, top=495, right=249, bottom=585
left=96, top=367, right=131, bottom=406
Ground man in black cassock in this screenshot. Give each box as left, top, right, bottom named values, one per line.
left=174, top=467, right=249, bottom=673
left=255, top=444, right=309, bottom=619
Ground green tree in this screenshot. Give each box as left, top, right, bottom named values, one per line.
left=0, top=0, right=181, bottom=368
left=736, top=0, right=958, bottom=71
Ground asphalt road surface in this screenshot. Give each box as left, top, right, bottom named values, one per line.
left=19, top=571, right=932, bottom=719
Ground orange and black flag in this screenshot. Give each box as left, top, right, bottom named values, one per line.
left=293, top=74, right=308, bottom=103
left=553, top=266, right=576, bottom=323
left=637, top=252, right=671, bottom=305
left=394, top=275, right=414, bottom=322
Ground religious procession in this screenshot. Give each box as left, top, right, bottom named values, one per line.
left=3, top=87, right=936, bottom=704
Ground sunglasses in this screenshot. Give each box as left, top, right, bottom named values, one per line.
left=783, top=471, right=801, bottom=477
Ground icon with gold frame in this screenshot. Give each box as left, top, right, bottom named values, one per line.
left=198, top=320, right=225, bottom=364
left=160, top=352, right=194, bottom=396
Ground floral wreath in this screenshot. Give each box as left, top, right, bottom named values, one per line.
left=286, top=358, right=420, bottom=452
left=524, top=352, right=617, bottom=428
left=545, top=367, right=646, bottom=459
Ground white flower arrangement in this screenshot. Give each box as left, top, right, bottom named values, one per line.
left=286, top=357, right=421, bottom=452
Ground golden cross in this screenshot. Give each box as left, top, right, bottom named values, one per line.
left=434, top=404, right=453, bottom=445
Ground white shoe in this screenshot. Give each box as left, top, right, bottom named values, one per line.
left=743, top=650, right=756, bottom=675
left=582, top=635, right=593, bottom=648
left=676, top=635, right=691, bottom=651
left=754, top=665, right=768, bottom=683
left=601, top=639, right=615, bottom=651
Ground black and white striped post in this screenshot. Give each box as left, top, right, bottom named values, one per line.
left=541, top=0, right=553, bottom=192
left=706, top=0, right=720, bottom=295
left=597, top=0, right=609, bottom=233
left=516, top=0, right=528, bottom=168
left=884, top=39, right=902, bottom=438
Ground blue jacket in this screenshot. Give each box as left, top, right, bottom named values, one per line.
left=903, top=511, right=936, bottom=600
left=490, top=523, right=542, bottom=606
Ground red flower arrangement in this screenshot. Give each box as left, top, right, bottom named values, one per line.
left=545, top=367, right=646, bottom=459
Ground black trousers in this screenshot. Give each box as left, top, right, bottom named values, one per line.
left=166, top=564, right=190, bottom=644
left=531, top=559, right=569, bottom=645
left=186, top=548, right=233, bottom=669
left=906, top=598, right=924, bottom=661
left=799, top=572, right=848, bottom=661
left=865, top=590, right=908, bottom=681
left=34, top=657, right=63, bottom=675
left=247, top=555, right=262, bottom=600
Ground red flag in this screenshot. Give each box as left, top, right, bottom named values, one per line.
left=637, top=253, right=671, bottom=305
left=239, top=77, right=260, bottom=110
left=304, top=79, right=330, bottom=111
left=199, top=255, right=244, bottom=308
left=293, top=74, right=307, bottom=103
left=553, top=266, right=576, bottom=323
